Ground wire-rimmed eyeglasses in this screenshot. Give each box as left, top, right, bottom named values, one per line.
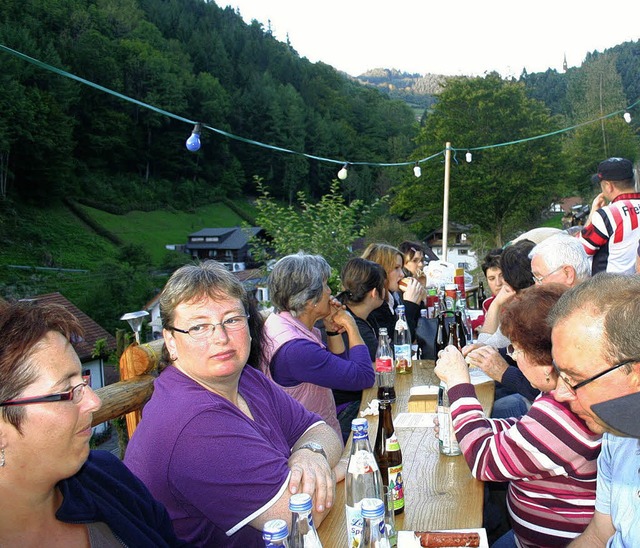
left=532, top=266, right=563, bottom=284
left=168, top=314, right=250, bottom=341
left=553, top=359, right=639, bottom=394
left=0, top=380, right=88, bottom=407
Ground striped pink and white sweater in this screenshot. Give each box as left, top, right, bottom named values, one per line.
left=448, top=383, right=601, bottom=548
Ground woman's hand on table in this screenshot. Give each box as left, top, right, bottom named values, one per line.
left=465, top=345, right=508, bottom=382
left=288, top=450, right=336, bottom=513
left=434, top=346, right=470, bottom=387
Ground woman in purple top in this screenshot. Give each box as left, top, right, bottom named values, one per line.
left=124, top=261, right=343, bottom=547
left=260, top=253, right=375, bottom=443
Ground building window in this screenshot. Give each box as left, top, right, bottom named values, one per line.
left=191, top=237, right=204, bottom=242
left=205, top=237, right=219, bottom=242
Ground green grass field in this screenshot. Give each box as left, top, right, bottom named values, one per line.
left=79, top=201, right=253, bottom=263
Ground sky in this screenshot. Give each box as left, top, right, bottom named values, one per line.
left=223, top=0, right=640, bottom=78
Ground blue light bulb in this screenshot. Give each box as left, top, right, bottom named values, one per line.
left=186, top=123, right=201, bottom=152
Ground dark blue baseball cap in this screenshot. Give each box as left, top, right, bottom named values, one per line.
left=592, top=392, right=640, bottom=437
left=591, top=157, right=634, bottom=184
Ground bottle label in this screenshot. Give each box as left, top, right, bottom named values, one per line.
left=388, top=463, right=405, bottom=512
left=346, top=503, right=363, bottom=547
left=375, top=356, right=393, bottom=373
left=385, top=433, right=400, bottom=452
left=394, top=344, right=411, bottom=373
left=347, top=449, right=380, bottom=475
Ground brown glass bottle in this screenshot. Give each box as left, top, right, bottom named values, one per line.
left=373, top=400, right=405, bottom=515
left=447, top=319, right=460, bottom=350
left=454, top=311, right=467, bottom=348
left=434, top=312, right=448, bottom=356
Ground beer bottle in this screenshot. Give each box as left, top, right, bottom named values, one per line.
left=454, top=311, right=467, bottom=348
left=478, top=281, right=487, bottom=310
left=373, top=400, right=404, bottom=515
left=447, top=318, right=460, bottom=350
left=434, top=312, right=448, bottom=356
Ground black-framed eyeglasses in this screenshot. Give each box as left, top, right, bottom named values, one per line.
left=168, top=314, right=250, bottom=341
left=0, top=381, right=88, bottom=407
left=553, top=359, right=639, bottom=393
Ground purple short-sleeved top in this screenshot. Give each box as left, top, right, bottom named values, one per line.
left=124, top=365, right=323, bottom=547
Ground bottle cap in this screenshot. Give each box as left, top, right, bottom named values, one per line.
left=289, top=493, right=313, bottom=512
left=262, top=519, right=289, bottom=541
left=351, top=418, right=369, bottom=437
left=361, top=498, right=385, bottom=519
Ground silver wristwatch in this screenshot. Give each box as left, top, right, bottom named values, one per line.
left=294, top=442, right=327, bottom=460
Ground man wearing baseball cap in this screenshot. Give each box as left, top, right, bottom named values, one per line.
left=550, top=273, right=640, bottom=547
left=578, top=157, right=639, bottom=275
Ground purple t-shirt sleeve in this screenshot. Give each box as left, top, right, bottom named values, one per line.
left=271, top=339, right=375, bottom=390
left=167, top=368, right=321, bottom=536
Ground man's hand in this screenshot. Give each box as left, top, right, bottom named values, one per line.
left=434, top=346, right=470, bottom=388
left=465, top=345, right=508, bottom=382
left=288, top=447, right=336, bottom=513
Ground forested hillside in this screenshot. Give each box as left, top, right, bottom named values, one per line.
left=0, top=0, right=417, bottom=210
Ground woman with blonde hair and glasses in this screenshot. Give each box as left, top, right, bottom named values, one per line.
left=435, top=283, right=601, bottom=547
left=125, top=260, right=343, bottom=547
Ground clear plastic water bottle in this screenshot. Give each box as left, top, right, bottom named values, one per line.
left=375, top=327, right=396, bottom=403
left=360, top=498, right=391, bottom=548
left=289, top=493, right=322, bottom=547
left=393, top=305, right=412, bottom=374
left=438, top=381, right=462, bottom=456
left=345, top=418, right=384, bottom=547
left=263, top=519, right=290, bottom=547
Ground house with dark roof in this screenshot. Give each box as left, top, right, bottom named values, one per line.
left=184, top=227, right=263, bottom=270
left=18, top=292, right=117, bottom=434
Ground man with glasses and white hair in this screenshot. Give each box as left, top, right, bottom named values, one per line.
left=550, top=273, right=640, bottom=547
left=529, top=233, right=591, bottom=287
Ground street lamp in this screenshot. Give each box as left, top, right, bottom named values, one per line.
left=120, top=310, right=149, bottom=345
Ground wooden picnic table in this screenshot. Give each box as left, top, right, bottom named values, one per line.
left=318, top=359, right=494, bottom=546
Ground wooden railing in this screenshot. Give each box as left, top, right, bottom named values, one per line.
left=91, top=340, right=163, bottom=435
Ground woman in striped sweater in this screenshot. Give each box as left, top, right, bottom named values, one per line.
left=435, top=284, right=601, bottom=547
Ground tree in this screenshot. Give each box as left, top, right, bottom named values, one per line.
left=392, top=74, right=566, bottom=246
left=562, top=52, right=638, bottom=196
left=250, top=177, right=385, bottom=289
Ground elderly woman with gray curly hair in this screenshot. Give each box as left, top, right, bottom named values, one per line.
left=261, top=252, right=375, bottom=443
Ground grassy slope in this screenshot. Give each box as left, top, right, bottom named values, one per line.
left=0, top=199, right=257, bottom=268
left=79, top=201, right=253, bottom=263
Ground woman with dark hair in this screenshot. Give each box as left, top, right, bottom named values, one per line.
left=333, top=257, right=386, bottom=441
left=260, top=253, right=375, bottom=442
left=125, top=260, right=343, bottom=546
left=436, top=284, right=601, bottom=547
left=478, top=239, right=535, bottom=344
left=0, top=301, right=187, bottom=546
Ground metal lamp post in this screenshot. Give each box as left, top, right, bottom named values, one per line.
left=120, top=310, right=149, bottom=345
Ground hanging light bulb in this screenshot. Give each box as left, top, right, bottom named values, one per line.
left=465, top=151, right=472, bottom=163
left=186, top=123, right=202, bottom=152
left=413, top=162, right=421, bottom=178
left=338, top=163, right=349, bottom=180
left=623, top=111, right=632, bottom=123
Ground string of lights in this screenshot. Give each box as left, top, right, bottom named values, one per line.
left=1, top=43, right=638, bottom=181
